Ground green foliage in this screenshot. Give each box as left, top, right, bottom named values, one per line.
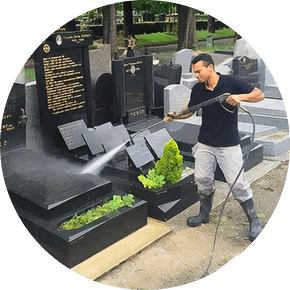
left=197, top=28, right=235, bottom=40
left=155, top=139, right=183, bottom=184
left=122, top=193, right=136, bottom=205
left=135, top=32, right=177, bottom=47
left=138, top=169, right=166, bottom=189
left=61, top=194, right=135, bottom=230
left=132, top=1, right=176, bottom=14
left=133, top=28, right=234, bottom=47
left=138, top=139, right=183, bottom=189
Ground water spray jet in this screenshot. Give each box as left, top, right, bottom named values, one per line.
left=80, top=139, right=131, bottom=175
left=80, top=120, right=165, bottom=175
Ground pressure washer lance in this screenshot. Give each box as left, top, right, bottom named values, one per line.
left=166, top=93, right=231, bottom=119
left=130, top=119, right=166, bottom=141
left=132, top=93, right=231, bottom=140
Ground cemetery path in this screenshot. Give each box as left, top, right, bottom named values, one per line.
left=97, top=159, right=288, bottom=289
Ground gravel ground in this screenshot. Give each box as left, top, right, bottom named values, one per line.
left=97, top=159, right=288, bottom=289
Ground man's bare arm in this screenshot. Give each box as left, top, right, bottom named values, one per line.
left=226, top=87, right=264, bottom=106
left=163, top=107, right=194, bottom=122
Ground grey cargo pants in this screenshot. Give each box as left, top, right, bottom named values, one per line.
left=192, top=142, right=253, bottom=203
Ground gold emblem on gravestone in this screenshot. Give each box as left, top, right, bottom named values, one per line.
left=43, top=43, right=50, bottom=53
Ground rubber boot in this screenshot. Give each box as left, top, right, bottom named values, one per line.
left=187, top=192, right=214, bottom=227
left=240, top=198, right=263, bottom=241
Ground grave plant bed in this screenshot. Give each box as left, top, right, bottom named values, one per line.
left=133, top=139, right=197, bottom=206
left=130, top=171, right=197, bottom=205
left=102, top=164, right=197, bottom=221
left=129, top=170, right=198, bottom=221
left=16, top=193, right=147, bottom=268
left=102, top=140, right=199, bottom=221
left=60, top=193, right=137, bottom=230
left=2, top=148, right=148, bottom=269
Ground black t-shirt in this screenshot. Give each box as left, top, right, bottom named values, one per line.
left=188, top=75, right=255, bottom=147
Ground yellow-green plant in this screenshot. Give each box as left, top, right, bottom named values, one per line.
left=138, top=139, right=183, bottom=189
left=138, top=168, right=166, bottom=189
left=155, top=139, right=183, bottom=184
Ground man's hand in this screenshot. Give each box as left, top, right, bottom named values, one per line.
left=163, top=111, right=176, bottom=123
left=163, top=116, right=174, bottom=122
left=226, top=95, right=241, bottom=106
left=226, top=88, right=264, bottom=105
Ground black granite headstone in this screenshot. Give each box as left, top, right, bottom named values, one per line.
left=58, top=119, right=87, bottom=150
left=154, top=64, right=182, bottom=85
left=1, top=82, right=26, bottom=152
left=233, top=56, right=259, bottom=87
left=94, top=121, right=113, bottom=135
left=126, top=142, right=154, bottom=168
left=2, top=148, right=111, bottom=215
left=131, top=128, right=151, bottom=145
left=154, top=77, right=170, bottom=108
left=95, top=124, right=131, bottom=152
left=2, top=147, right=147, bottom=268
left=81, top=129, right=105, bottom=156
left=112, top=55, right=154, bottom=123
left=145, top=128, right=172, bottom=158
left=233, top=56, right=258, bottom=76
left=153, top=64, right=182, bottom=114
left=33, top=31, right=94, bottom=152
left=126, top=106, right=146, bottom=123
left=94, top=73, right=114, bottom=125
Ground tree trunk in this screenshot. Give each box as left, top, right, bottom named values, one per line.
left=123, top=1, right=134, bottom=38
left=103, top=4, right=117, bottom=60
left=207, top=15, right=215, bottom=33
left=177, top=5, right=196, bottom=51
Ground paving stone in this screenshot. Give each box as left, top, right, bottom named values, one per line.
left=256, top=130, right=290, bottom=156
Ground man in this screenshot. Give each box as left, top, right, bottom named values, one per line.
left=165, top=53, right=264, bottom=241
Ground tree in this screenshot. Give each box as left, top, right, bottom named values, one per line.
left=123, top=1, right=134, bottom=38
left=177, top=5, right=196, bottom=50
left=103, top=4, right=117, bottom=60
left=207, top=15, right=215, bottom=34
left=132, top=1, right=176, bottom=18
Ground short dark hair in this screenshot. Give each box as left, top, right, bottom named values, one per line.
left=191, top=53, right=215, bottom=68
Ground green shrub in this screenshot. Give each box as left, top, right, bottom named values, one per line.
left=155, top=139, right=183, bottom=184
left=138, top=139, right=183, bottom=189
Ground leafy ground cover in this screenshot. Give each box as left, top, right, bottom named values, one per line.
left=61, top=194, right=135, bottom=230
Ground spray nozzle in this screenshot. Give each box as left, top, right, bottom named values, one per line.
left=167, top=112, right=175, bottom=117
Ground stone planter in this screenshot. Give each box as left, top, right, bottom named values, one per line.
left=2, top=148, right=147, bottom=268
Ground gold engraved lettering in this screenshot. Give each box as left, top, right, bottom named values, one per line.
left=43, top=54, right=86, bottom=115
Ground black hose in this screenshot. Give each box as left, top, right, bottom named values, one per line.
left=129, top=106, right=256, bottom=278
left=200, top=105, right=255, bottom=278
